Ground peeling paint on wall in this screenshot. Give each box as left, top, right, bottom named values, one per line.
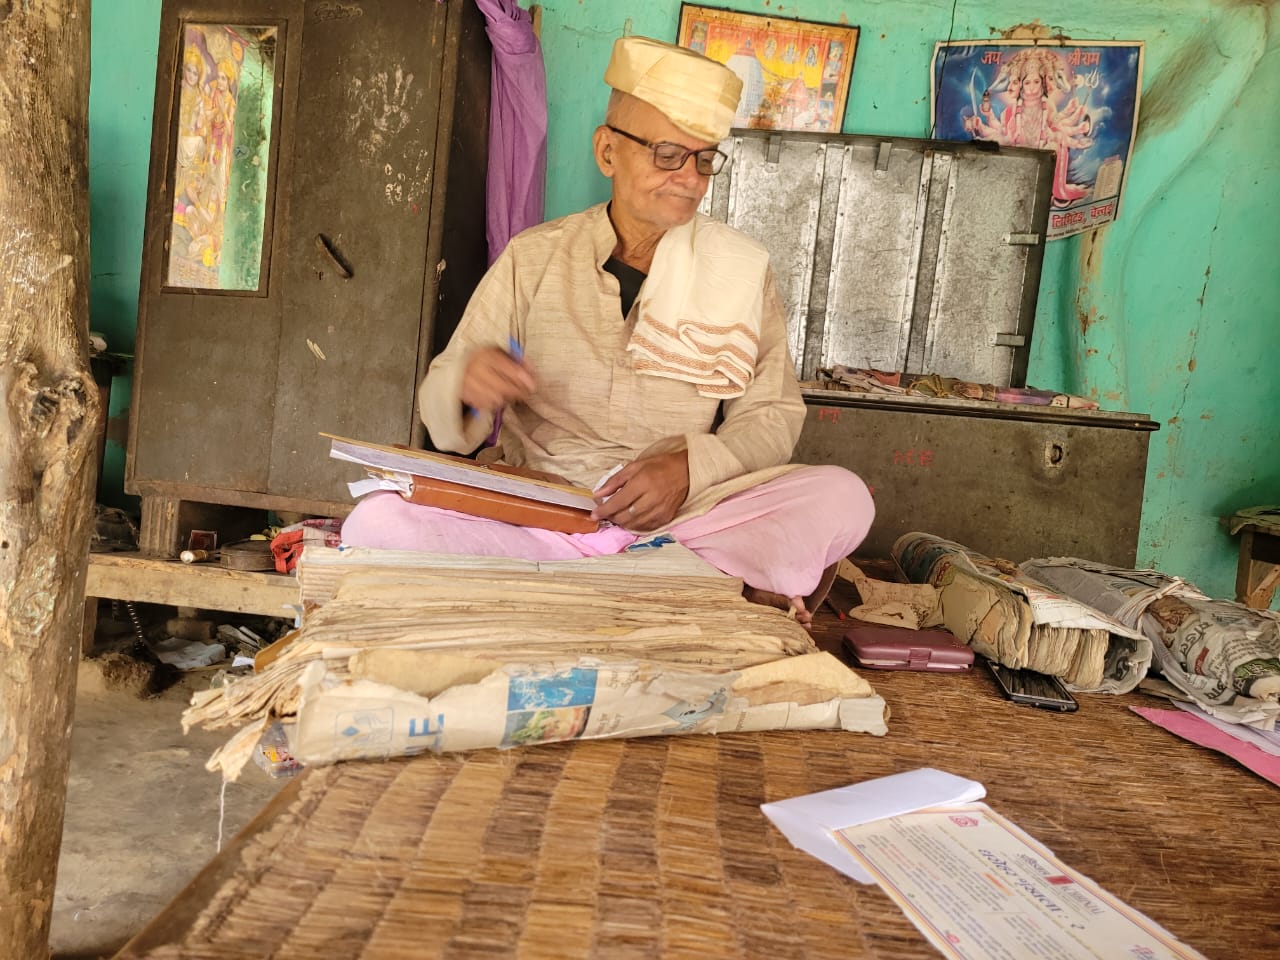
left=992, top=20, right=1056, bottom=40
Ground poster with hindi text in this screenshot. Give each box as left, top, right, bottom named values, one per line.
left=931, top=40, right=1143, bottom=240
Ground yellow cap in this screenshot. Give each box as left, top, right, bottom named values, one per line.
left=604, top=36, right=743, bottom=143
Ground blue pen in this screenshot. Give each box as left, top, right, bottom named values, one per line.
left=470, top=336, right=524, bottom=418
left=625, top=534, right=675, bottom=552
left=482, top=335, right=524, bottom=444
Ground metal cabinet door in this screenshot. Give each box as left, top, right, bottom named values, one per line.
left=704, top=131, right=1053, bottom=387
left=267, top=0, right=450, bottom=502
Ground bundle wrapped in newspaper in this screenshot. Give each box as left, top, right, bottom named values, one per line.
left=187, top=545, right=888, bottom=780
left=1021, top=559, right=1280, bottom=729
left=892, top=533, right=1153, bottom=692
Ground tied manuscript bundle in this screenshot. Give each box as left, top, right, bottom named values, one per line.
left=326, top=434, right=601, bottom=534
left=185, top=547, right=889, bottom=780
left=892, top=532, right=1153, bottom=693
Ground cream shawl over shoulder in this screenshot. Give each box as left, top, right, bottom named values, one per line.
left=627, top=215, right=770, bottom=399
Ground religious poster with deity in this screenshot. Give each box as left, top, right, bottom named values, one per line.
left=931, top=40, right=1144, bottom=241
left=677, top=5, right=859, bottom=134
left=165, top=23, right=280, bottom=291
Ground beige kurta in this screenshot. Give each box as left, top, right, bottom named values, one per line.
left=419, top=203, right=805, bottom=528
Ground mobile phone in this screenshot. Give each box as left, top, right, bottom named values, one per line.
left=841, top=627, right=973, bottom=671
left=985, top=660, right=1078, bottom=712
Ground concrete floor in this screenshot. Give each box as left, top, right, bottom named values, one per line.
left=51, top=658, right=283, bottom=960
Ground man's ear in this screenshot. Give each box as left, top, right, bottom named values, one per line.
left=592, top=126, right=615, bottom=179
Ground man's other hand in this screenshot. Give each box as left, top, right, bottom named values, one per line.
left=592, top=449, right=690, bottom=531
left=460, top=346, right=536, bottom=413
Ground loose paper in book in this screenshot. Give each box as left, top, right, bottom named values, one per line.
left=326, top=433, right=598, bottom=511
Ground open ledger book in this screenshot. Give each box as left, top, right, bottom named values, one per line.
left=325, top=434, right=601, bottom=534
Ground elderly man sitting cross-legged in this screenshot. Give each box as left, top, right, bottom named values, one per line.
left=342, top=36, right=874, bottom=625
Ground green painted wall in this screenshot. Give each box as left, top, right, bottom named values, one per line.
left=535, top=0, right=1280, bottom=602
left=89, top=0, right=1279, bottom=600
left=89, top=0, right=162, bottom=508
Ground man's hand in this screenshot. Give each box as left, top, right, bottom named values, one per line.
left=592, top=449, right=690, bottom=531
left=460, top=346, right=536, bottom=413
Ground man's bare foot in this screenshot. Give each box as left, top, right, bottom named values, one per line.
left=741, top=563, right=838, bottom=630
left=740, top=586, right=814, bottom=628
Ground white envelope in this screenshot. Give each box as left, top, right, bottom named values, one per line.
left=760, top=767, right=986, bottom=883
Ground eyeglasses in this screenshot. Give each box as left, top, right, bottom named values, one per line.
left=606, top=125, right=728, bottom=176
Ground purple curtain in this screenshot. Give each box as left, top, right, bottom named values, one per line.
left=475, top=0, right=548, bottom=264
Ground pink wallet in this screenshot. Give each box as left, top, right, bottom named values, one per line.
left=842, top=626, right=974, bottom=671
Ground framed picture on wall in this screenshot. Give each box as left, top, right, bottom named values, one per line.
left=163, top=22, right=283, bottom=292
left=931, top=40, right=1144, bottom=240
left=676, top=4, right=859, bottom=134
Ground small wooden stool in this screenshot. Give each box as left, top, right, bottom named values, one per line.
left=1225, top=506, right=1280, bottom=609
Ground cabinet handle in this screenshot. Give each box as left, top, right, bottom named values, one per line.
left=314, top=233, right=352, bottom=279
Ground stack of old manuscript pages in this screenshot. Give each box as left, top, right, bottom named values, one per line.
left=893, top=533, right=1153, bottom=692
left=810, top=364, right=1100, bottom=409
left=186, top=544, right=888, bottom=780
left=1022, top=559, right=1280, bottom=729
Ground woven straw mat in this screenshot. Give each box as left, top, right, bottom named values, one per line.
left=115, top=657, right=1280, bottom=960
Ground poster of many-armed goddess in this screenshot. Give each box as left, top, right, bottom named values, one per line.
left=932, top=41, right=1143, bottom=240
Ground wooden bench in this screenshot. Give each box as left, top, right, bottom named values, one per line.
left=1225, top=506, right=1280, bottom=609
left=83, top=553, right=298, bottom=655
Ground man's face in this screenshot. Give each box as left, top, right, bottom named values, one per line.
left=596, top=97, right=715, bottom=235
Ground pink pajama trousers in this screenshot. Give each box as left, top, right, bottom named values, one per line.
left=339, top=465, right=873, bottom=600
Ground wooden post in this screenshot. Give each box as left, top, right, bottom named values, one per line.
left=0, top=2, right=100, bottom=956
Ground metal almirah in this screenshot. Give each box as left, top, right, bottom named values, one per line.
left=126, top=0, right=490, bottom=553
left=706, top=130, right=1158, bottom=565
